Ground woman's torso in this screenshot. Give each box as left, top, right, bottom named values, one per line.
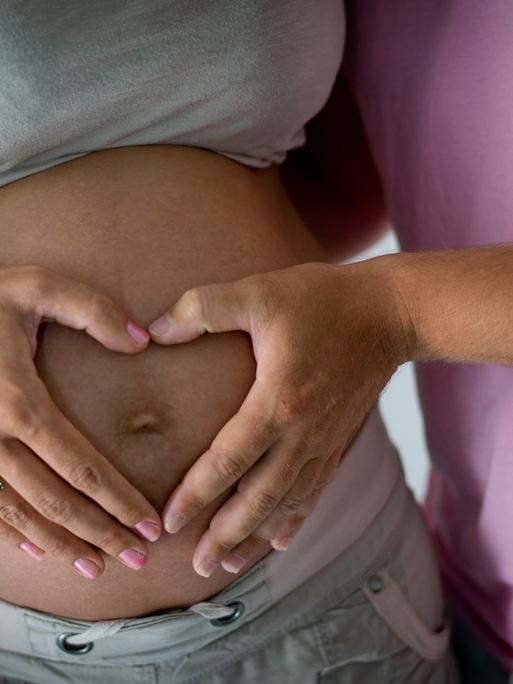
left=0, top=0, right=402, bottom=622
left=0, top=144, right=330, bottom=619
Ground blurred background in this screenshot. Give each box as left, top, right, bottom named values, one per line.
left=347, top=229, right=430, bottom=501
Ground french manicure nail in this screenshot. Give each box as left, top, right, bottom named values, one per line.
left=118, top=548, right=147, bottom=570
left=73, top=557, right=101, bottom=579
left=19, top=541, right=44, bottom=561
left=126, top=320, right=150, bottom=344
left=222, top=554, right=246, bottom=574
left=134, top=519, right=161, bottom=542
left=195, top=558, right=217, bottom=578
left=148, top=313, right=173, bottom=336
left=271, top=536, right=289, bottom=551
left=164, top=512, right=188, bottom=534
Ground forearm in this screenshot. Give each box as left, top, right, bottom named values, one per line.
left=379, top=245, right=513, bottom=366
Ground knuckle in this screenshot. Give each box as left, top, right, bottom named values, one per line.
left=251, top=531, right=269, bottom=546
left=274, top=459, right=301, bottom=489
left=250, top=277, right=277, bottom=328
left=244, top=530, right=268, bottom=547
left=312, top=478, right=328, bottom=499
left=299, top=422, right=327, bottom=448
left=88, top=289, right=117, bottom=321
left=179, top=287, right=205, bottom=321
left=181, top=487, right=206, bottom=515
left=279, top=494, right=305, bottom=519
left=212, top=449, right=247, bottom=483
left=67, top=461, right=102, bottom=493
left=275, top=392, right=305, bottom=426
left=246, top=488, right=279, bottom=519
left=206, top=526, right=233, bottom=552
left=0, top=500, right=30, bottom=529
left=0, top=525, right=15, bottom=542
left=47, top=536, right=68, bottom=558
left=24, top=265, right=51, bottom=296
left=37, top=495, right=72, bottom=525
left=1, top=391, right=39, bottom=436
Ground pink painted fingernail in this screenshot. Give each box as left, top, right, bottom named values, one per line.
left=73, top=558, right=101, bottom=579
left=118, top=548, right=147, bottom=570
left=134, top=519, right=161, bottom=542
left=271, top=536, right=289, bottom=551
left=126, top=320, right=150, bottom=344
left=19, top=541, right=44, bottom=561
left=164, top=512, right=188, bottom=534
left=222, top=554, right=246, bottom=574
left=195, top=558, right=217, bottom=578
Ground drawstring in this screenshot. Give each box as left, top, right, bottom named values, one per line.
left=65, top=601, right=238, bottom=646
left=65, top=619, right=129, bottom=646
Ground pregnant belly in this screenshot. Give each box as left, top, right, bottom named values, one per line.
left=0, top=145, right=326, bottom=619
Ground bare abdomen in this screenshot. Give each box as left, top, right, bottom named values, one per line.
left=0, top=145, right=326, bottom=619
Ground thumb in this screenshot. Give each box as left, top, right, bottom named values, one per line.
left=148, top=279, right=253, bottom=344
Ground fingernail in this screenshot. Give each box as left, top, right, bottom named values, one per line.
left=222, top=554, right=246, bottom=574
left=73, top=557, right=101, bottom=579
left=195, top=558, right=217, bottom=578
left=134, top=519, right=161, bottom=542
left=19, top=541, right=44, bottom=561
left=118, top=548, right=147, bottom=570
left=148, top=313, right=173, bottom=337
left=164, top=512, right=188, bottom=534
left=126, top=320, right=150, bottom=344
left=271, top=536, right=289, bottom=551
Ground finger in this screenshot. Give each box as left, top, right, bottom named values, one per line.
left=147, top=276, right=259, bottom=343
left=162, top=380, right=278, bottom=533
left=220, top=449, right=341, bottom=574
left=0, top=437, right=150, bottom=570
left=0, top=478, right=107, bottom=579
left=0, top=505, right=45, bottom=562
left=3, top=264, right=150, bottom=354
left=268, top=448, right=341, bottom=547
left=2, top=380, right=162, bottom=543
left=189, top=437, right=321, bottom=576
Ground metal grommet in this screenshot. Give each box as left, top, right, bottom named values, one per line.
left=367, top=574, right=385, bottom=594
left=56, top=632, right=94, bottom=655
left=210, top=600, right=245, bottom=627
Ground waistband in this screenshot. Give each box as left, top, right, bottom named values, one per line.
left=0, top=466, right=412, bottom=668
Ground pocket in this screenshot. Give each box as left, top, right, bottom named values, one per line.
left=362, top=566, right=450, bottom=663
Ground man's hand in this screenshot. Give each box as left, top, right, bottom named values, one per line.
left=147, top=258, right=410, bottom=577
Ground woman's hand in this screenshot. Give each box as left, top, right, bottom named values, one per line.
left=148, top=257, right=411, bottom=577
left=0, top=265, right=162, bottom=580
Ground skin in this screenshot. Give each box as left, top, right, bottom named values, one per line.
left=148, top=242, right=513, bottom=579
left=0, top=144, right=342, bottom=619
left=0, top=264, right=161, bottom=578
left=0, top=61, right=391, bottom=590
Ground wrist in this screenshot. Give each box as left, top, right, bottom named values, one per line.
left=337, top=253, right=418, bottom=368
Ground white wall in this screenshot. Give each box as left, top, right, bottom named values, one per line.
left=346, top=230, right=430, bottom=501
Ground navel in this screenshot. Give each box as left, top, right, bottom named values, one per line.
left=124, top=410, right=161, bottom=434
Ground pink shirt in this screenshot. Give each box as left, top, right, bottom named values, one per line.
left=344, top=0, right=513, bottom=669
